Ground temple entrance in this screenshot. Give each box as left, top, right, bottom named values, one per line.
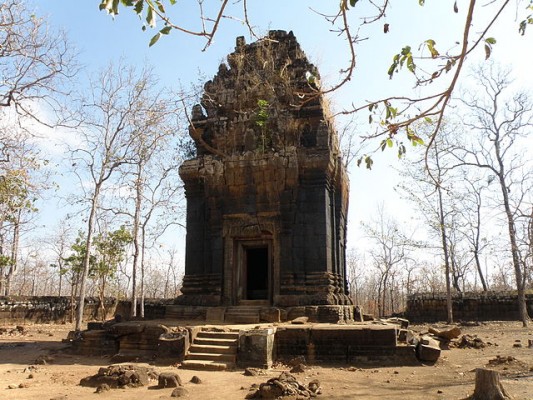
left=235, top=239, right=271, bottom=304
left=245, top=246, right=269, bottom=300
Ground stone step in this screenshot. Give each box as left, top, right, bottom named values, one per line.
left=183, top=329, right=239, bottom=371
left=224, top=307, right=263, bottom=323
left=181, top=360, right=233, bottom=371
left=238, top=300, right=269, bottom=307
left=189, top=344, right=237, bottom=354
left=195, top=337, right=238, bottom=346
left=186, top=352, right=236, bottom=363
left=165, top=305, right=206, bottom=320
left=226, top=306, right=264, bottom=312
left=197, top=331, right=239, bottom=340
left=225, top=314, right=260, bottom=324
left=225, top=310, right=261, bottom=316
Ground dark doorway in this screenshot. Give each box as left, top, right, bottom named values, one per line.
left=245, top=246, right=269, bottom=300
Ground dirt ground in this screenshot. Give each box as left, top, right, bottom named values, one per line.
left=0, top=321, right=532, bottom=400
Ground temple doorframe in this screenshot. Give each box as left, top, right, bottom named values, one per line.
left=235, top=238, right=272, bottom=305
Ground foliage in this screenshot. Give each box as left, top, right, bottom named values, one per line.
left=63, top=227, right=132, bottom=282
left=97, top=0, right=533, bottom=162
left=62, top=231, right=96, bottom=277
left=0, top=169, right=37, bottom=223
left=93, top=226, right=132, bottom=281
left=254, top=99, right=271, bottom=152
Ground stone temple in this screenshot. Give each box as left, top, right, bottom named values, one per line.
left=177, top=30, right=353, bottom=322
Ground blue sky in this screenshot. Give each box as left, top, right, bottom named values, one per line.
left=32, top=1, right=532, bottom=255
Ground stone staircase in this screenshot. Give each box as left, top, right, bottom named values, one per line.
left=181, top=329, right=239, bottom=371
left=224, top=300, right=269, bottom=323
left=224, top=306, right=262, bottom=323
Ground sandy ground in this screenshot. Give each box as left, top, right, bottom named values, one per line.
left=0, top=321, right=532, bottom=400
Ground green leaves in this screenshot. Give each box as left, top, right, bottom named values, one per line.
left=519, top=2, right=533, bottom=35
left=100, top=0, right=181, bottom=46
left=341, top=0, right=359, bottom=11
left=425, top=39, right=440, bottom=58
left=149, top=25, right=172, bottom=46
left=484, top=37, right=496, bottom=59
left=99, top=0, right=120, bottom=15
left=519, top=17, right=533, bottom=35
left=380, top=138, right=394, bottom=151
left=388, top=46, right=415, bottom=79
left=407, top=130, right=424, bottom=146
left=134, top=0, right=143, bottom=14
left=357, top=155, right=374, bottom=170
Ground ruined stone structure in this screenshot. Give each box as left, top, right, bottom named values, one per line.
left=178, top=31, right=351, bottom=311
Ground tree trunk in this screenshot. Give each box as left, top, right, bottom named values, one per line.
left=473, top=250, right=488, bottom=292
left=470, top=369, right=513, bottom=400
left=5, top=212, right=21, bottom=296
left=433, top=144, right=453, bottom=324
left=130, top=164, right=143, bottom=319
left=140, top=227, right=146, bottom=318
left=437, top=184, right=453, bottom=324
left=99, top=278, right=106, bottom=321
left=75, top=185, right=100, bottom=331
left=58, top=268, right=63, bottom=297
left=499, top=174, right=529, bottom=327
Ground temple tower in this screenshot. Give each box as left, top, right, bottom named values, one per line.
left=178, top=31, right=351, bottom=314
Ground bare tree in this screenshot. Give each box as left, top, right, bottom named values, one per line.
left=457, top=173, right=491, bottom=291
left=397, top=124, right=463, bottom=323
left=362, top=205, right=412, bottom=317
left=46, top=219, right=75, bottom=296
left=1, top=0, right=75, bottom=296
left=0, top=0, right=75, bottom=127
left=68, top=64, right=155, bottom=330
left=453, top=63, right=533, bottom=327
left=0, top=128, right=46, bottom=295
left=114, top=79, right=184, bottom=318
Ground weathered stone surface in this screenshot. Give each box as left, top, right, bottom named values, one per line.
left=205, top=307, right=226, bottom=323
left=80, top=364, right=157, bottom=389
left=246, top=372, right=318, bottom=399
left=406, top=291, right=533, bottom=322
left=276, top=325, right=398, bottom=363
left=259, top=308, right=280, bottom=323
left=158, top=372, right=182, bottom=388
left=289, top=363, right=306, bottom=373
left=238, top=328, right=275, bottom=369
left=177, top=31, right=351, bottom=314
left=244, top=368, right=266, bottom=376
left=171, top=387, right=189, bottom=397
left=428, top=326, right=461, bottom=341
left=95, top=383, right=110, bottom=393
left=291, top=317, right=308, bottom=325
left=455, top=334, right=487, bottom=349
left=158, top=328, right=189, bottom=359
left=417, top=335, right=441, bottom=362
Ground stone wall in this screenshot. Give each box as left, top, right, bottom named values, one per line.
left=274, top=325, right=400, bottom=363
left=405, top=292, right=533, bottom=322
left=0, top=296, right=170, bottom=324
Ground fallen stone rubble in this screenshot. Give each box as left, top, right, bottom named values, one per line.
left=453, top=334, right=491, bottom=349
left=79, top=363, right=158, bottom=389
left=245, top=372, right=321, bottom=399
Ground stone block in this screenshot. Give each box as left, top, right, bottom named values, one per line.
left=259, top=308, right=281, bottom=323
left=158, top=372, right=182, bottom=388
left=416, top=335, right=441, bottom=362
left=205, top=307, right=226, bottom=323
left=238, top=328, right=275, bottom=369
